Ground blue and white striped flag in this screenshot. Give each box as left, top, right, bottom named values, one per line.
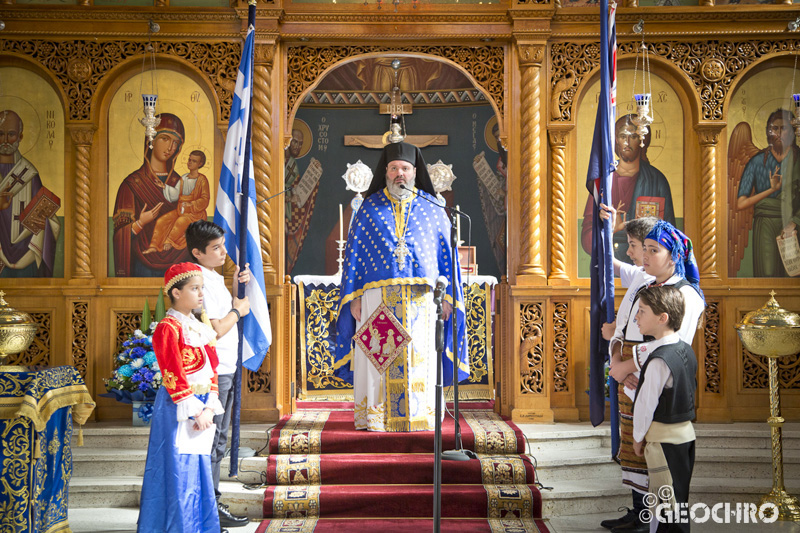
left=214, top=8, right=271, bottom=373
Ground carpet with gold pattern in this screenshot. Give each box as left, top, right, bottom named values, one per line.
left=256, top=404, right=552, bottom=533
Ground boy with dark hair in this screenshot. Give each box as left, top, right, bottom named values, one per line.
left=186, top=220, right=251, bottom=528
left=632, top=285, right=697, bottom=533
left=599, top=209, right=659, bottom=341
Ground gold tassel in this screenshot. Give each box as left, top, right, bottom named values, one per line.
left=77, top=424, right=84, bottom=447
left=411, top=380, right=425, bottom=393
left=388, top=381, right=405, bottom=394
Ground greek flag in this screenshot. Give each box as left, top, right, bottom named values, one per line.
left=214, top=7, right=271, bottom=373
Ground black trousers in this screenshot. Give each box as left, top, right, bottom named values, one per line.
left=655, top=440, right=696, bottom=533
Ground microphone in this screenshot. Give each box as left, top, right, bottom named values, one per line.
left=433, top=275, right=448, bottom=304
left=398, top=185, right=469, bottom=218
left=256, top=185, right=293, bottom=205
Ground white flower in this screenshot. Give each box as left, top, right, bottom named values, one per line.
left=133, top=329, right=145, bottom=339
left=152, top=361, right=160, bottom=371
left=154, top=371, right=162, bottom=381
left=131, top=358, right=144, bottom=369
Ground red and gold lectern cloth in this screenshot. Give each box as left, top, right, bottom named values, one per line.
left=354, top=302, right=411, bottom=375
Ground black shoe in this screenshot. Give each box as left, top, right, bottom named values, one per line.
left=611, top=517, right=649, bottom=533
left=218, top=502, right=249, bottom=528
left=601, top=508, right=635, bottom=530
left=221, top=529, right=229, bottom=533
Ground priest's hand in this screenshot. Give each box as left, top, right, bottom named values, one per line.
left=193, top=407, right=214, bottom=431
left=351, top=298, right=362, bottom=322
left=633, top=439, right=645, bottom=457
left=443, top=301, right=453, bottom=321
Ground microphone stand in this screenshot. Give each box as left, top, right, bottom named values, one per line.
left=432, top=280, right=446, bottom=533
left=256, top=185, right=293, bottom=205
left=399, top=185, right=475, bottom=462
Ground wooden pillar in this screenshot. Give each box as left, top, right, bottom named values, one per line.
left=253, top=42, right=278, bottom=285
left=696, top=125, right=722, bottom=281
left=68, top=124, right=96, bottom=280
left=548, top=128, right=570, bottom=284
left=516, top=43, right=547, bottom=284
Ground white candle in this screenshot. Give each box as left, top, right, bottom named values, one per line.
left=456, top=204, right=461, bottom=244
left=339, top=204, right=344, bottom=242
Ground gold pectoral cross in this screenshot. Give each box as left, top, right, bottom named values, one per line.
left=394, top=236, right=410, bottom=267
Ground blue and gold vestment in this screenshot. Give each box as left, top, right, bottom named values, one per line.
left=335, top=188, right=468, bottom=410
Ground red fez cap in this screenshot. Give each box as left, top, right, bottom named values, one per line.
left=163, top=262, right=202, bottom=295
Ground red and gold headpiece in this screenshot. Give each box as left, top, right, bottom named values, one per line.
left=163, top=262, right=202, bottom=295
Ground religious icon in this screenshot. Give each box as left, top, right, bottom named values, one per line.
left=0, top=67, right=65, bottom=278
left=285, top=118, right=323, bottom=273
left=112, top=113, right=192, bottom=277
left=472, top=115, right=507, bottom=274
left=108, top=70, right=216, bottom=278
left=728, top=109, right=800, bottom=277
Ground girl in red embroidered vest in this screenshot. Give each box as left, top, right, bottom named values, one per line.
left=138, top=262, right=224, bottom=533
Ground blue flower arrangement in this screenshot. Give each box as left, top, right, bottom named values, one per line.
left=104, top=323, right=162, bottom=404
left=103, top=293, right=166, bottom=407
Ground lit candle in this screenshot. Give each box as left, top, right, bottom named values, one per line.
left=456, top=204, right=461, bottom=244
left=339, top=204, right=344, bottom=242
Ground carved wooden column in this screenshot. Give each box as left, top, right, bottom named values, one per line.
left=548, top=128, right=570, bottom=284
left=516, top=43, right=547, bottom=283
left=253, top=42, right=277, bottom=285
left=69, top=124, right=96, bottom=279
left=696, top=125, right=722, bottom=281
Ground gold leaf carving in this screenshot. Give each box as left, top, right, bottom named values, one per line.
left=520, top=302, right=544, bottom=394
left=551, top=39, right=800, bottom=122
left=552, top=301, right=568, bottom=392
left=72, top=301, right=89, bottom=380
left=703, top=301, right=720, bottom=394
left=0, top=39, right=242, bottom=122
left=286, top=45, right=505, bottom=121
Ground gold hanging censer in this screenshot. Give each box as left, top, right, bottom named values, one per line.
left=735, top=291, right=800, bottom=521
left=0, top=291, right=39, bottom=372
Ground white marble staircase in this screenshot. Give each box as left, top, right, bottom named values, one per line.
left=68, top=420, right=800, bottom=523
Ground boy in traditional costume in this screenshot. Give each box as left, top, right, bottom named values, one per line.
left=632, top=285, right=697, bottom=533
left=603, top=221, right=705, bottom=533
left=138, top=262, right=224, bottom=533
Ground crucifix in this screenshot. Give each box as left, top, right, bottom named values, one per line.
left=343, top=101, right=449, bottom=149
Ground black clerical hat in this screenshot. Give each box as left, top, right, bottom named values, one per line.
left=365, top=141, right=436, bottom=198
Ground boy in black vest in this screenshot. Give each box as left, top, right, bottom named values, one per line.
left=632, top=286, right=697, bottom=533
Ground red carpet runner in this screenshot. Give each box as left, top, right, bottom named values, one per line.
left=256, top=404, right=551, bottom=533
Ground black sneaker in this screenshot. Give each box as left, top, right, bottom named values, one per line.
left=218, top=502, right=249, bottom=528
left=601, top=507, right=636, bottom=530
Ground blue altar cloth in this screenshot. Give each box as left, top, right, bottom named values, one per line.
left=0, top=365, right=95, bottom=533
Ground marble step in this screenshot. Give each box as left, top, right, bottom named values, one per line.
left=73, top=424, right=270, bottom=451
left=693, top=424, right=800, bottom=450
left=539, top=475, right=800, bottom=517
left=71, top=448, right=270, bottom=481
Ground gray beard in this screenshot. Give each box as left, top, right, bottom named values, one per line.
left=386, top=181, right=411, bottom=200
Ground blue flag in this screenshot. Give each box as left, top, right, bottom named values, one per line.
left=587, top=1, right=617, bottom=443
left=214, top=2, right=270, bottom=477
left=214, top=5, right=271, bottom=374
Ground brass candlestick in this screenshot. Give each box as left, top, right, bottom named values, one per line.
left=0, top=291, right=39, bottom=372
left=735, top=291, right=800, bottom=521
